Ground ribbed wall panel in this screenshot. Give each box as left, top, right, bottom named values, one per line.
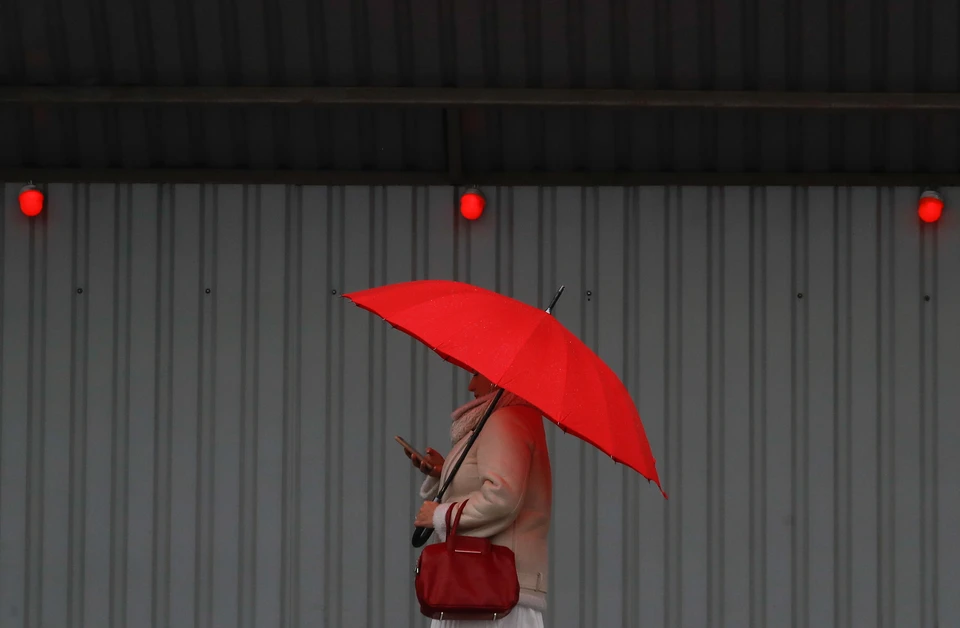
left=1, top=182, right=958, bottom=628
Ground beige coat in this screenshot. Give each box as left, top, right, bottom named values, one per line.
left=420, top=404, right=553, bottom=611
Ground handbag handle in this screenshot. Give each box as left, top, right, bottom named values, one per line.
left=444, top=500, right=470, bottom=549
left=443, top=501, right=457, bottom=532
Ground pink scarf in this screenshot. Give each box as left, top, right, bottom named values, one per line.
left=449, top=389, right=532, bottom=443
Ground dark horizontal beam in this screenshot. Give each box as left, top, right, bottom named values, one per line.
left=0, top=168, right=953, bottom=187
left=4, top=86, right=960, bottom=111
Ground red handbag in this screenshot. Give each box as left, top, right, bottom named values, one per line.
left=415, top=500, right=520, bottom=621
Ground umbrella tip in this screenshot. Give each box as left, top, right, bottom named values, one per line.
left=648, top=478, right=668, bottom=500
left=545, top=285, right=565, bottom=315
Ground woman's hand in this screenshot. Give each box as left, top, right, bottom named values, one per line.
left=415, top=501, right=439, bottom=528
left=407, top=447, right=444, bottom=478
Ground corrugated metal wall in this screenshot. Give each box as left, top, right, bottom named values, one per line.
left=1, top=182, right=958, bottom=628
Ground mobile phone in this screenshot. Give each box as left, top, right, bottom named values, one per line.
left=394, top=435, right=423, bottom=459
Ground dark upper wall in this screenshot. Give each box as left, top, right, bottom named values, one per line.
left=1, top=0, right=958, bottom=173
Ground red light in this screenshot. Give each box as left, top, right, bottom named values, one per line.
left=460, top=188, right=485, bottom=220
left=19, top=184, right=44, bottom=217
left=918, top=190, right=943, bottom=223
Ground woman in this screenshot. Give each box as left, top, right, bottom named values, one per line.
left=407, top=372, right=552, bottom=628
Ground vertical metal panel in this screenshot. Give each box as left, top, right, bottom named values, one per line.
left=1, top=181, right=959, bottom=628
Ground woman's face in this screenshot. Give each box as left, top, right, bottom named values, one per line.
left=468, top=372, right=496, bottom=399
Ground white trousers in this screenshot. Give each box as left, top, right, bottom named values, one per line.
left=429, top=607, right=544, bottom=628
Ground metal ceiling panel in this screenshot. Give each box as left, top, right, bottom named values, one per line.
left=1, top=0, right=959, bottom=173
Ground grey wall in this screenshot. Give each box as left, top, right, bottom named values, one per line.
left=1, top=182, right=958, bottom=628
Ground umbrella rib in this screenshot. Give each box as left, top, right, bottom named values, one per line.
left=478, top=311, right=554, bottom=389
left=578, top=338, right=617, bottom=462
left=432, top=314, right=545, bottom=382
left=409, top=294, right=512, bottom=357
left=556, top=324, right=573, bottom=427
left=557, top=327, right=578, bottom=431
left=599, top=364, right=622, bottom=464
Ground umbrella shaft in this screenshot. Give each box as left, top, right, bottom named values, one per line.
left=436, top=387, right=506, bottom=501
left=412, top=387, right=507, bottom=548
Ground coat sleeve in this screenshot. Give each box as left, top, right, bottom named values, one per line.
left=419, top=475, right=440, bottom=500
left=433, top=407, right=534, bottom=540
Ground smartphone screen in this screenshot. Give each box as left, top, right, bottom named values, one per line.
left=394, top=435, right=422, bottom=458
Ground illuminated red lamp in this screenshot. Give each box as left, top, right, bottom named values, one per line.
left=918, top=189, right=943, bottom=223
left=460, top=188, right=485, bottom=221
left=19, top=183, right=44, bottom=217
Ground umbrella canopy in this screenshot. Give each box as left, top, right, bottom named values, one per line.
left=343, top=279, right=666, bottom=498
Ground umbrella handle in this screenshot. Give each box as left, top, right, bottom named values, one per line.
left=412, top=495, right=442, bottom=547
left=412, top=526, right=433, bottom=547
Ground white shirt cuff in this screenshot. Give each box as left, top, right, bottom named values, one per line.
left=432, top=503, right=454, bottom=541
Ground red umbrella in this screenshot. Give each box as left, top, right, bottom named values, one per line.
left=343, top=280, right=666, bottom=500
